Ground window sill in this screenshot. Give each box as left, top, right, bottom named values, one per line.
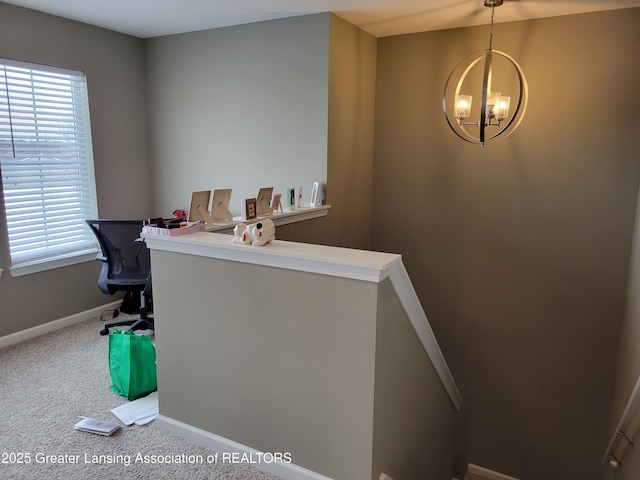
left=9, top=250, right=99, bottom=277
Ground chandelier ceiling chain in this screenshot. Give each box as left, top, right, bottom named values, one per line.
left=487, top=3, right=495, bottom=50
left=442, top=0, right=528, bottom=146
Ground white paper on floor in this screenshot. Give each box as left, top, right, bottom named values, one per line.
left=111, top=391, right=159, bottom=426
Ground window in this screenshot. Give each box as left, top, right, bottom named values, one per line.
left=0, top=58, right=98, bottom=276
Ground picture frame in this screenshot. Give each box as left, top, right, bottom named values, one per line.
left=243, top=198, right=257, bottom=221
left=187, top=190, right=211, bottom=223
left=271, top=193, right=283, bottom=214
left=287, top=188, right=296, bottom=210
left=310, top=182, right=320, bottom=207
left=256, top=187, right=274, bottom=216
left=211, top=188, right=233, bottom=222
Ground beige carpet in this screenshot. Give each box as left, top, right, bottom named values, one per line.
left=0, top=316, right=285, bottom=479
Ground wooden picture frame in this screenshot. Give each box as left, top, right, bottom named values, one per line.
left=243, top=198, right=257, bottom=221
left=211, top=188, right=233, bottom=222
left=256, top=187, right=274, bottom=216
left=187, top=190, right=211, bottom=223
left=271, top=193, right=283, bottom=214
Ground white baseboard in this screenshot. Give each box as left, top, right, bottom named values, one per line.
left=0, top=301, right=120, bottom=349
left=468, top=464, right=520, bottom=480
left=155, top=415, right=334, bottom=480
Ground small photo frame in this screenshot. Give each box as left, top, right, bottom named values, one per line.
left=271, top=193, right=283, bottom=214
left=310, top=182, right=320, bottom=207
left=287, top=188, right=296, bottom=209
left=297, top=186, right=303, bottom=208
left=188, top=190, right=211, bottom=223
left=211, top=188, right=233, bottom=222
left=243, top=198, right=257, bottom=221
left=256, top=187, right=274, bottom=216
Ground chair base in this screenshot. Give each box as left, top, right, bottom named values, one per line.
left=99, top=316, right=154, bottom=336
left=100, top=292, right=154, bottom=335
left=118, top=290, right=148, bottom=315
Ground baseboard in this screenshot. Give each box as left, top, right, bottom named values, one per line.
left=155, top=415, right=334, bottom=480
left=468, top=464, right=520, bottom=480
left=0, top=301, right=120, bottom=349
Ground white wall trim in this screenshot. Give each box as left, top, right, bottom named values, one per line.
left=144, top=229, right=402, bottom=284
left=389, top=261, right=463, bottom=411
left=0, top=301, right=120, bottom=349
left=155, top=415, right=334, bottom=480
left=468, top=464, right=521, bottom=480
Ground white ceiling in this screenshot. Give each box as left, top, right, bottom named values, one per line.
left=3, top=0, right=640, bottom=38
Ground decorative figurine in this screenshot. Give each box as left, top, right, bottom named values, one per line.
left=232, top=219, right=275, bottom=246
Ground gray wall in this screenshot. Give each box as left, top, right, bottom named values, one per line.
left=150, top=247, right=457, bottom=479
left=2, top=5, right=640, bottom=479
left=372, top=8, right=640, bottom=480
left=145, top=14, right=329, bottom=218
left=0, top=8, right=376, bottom=338
left=146, top=13, right=377, bottom=251
left=277, top=14, right=377, bottom=250
left=152, top=250, right=379, bottom=479
left=0, top=3, right=150, bottom=336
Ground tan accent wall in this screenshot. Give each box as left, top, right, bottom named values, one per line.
left=373, top=279, right=456, bottom=479
left=372, top=8, right=640, bottom=479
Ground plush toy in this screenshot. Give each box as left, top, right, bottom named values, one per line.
left=232, top=219, right=275, bottom=246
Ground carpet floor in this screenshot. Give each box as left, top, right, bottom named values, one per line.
left=0, top=316, right=285, bottom=479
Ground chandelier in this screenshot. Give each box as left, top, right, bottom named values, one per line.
left=442, top=0, right=528, bottom=146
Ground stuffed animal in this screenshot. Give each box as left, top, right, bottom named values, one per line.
left=232, top=219, right=275, bottom=246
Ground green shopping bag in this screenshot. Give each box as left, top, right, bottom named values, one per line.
left=108, top=329, right=157, bottom=400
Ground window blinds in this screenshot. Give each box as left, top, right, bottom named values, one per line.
left=0, top=59, right=98, bottom=271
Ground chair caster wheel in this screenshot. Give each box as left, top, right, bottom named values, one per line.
left=100, top=328, right=110, bottom=336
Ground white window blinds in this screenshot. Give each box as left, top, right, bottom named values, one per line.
left=0, top=59, right=98, bottom=274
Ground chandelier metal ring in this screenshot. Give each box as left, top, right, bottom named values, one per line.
left=442, top=48, right=528, bottom=145
left=442, top=0, right=529, bottom=146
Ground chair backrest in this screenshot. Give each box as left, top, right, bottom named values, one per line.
left=85, top=220, right=149, bottom=279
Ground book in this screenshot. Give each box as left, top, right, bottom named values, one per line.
left=74, top=417, right=121, bottom=436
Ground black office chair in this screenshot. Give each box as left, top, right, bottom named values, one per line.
left=85, top=219, right=154, bottom=336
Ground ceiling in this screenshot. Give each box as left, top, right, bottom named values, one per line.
left=3, top=0, right=640, bottom=38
